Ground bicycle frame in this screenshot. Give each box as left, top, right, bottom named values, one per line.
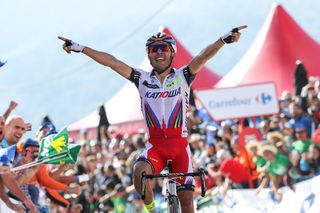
left=141, top=160, right=208, bottom=212
left=165, top=160, right=181, bottom=213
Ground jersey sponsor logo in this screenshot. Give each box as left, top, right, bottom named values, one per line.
left=143, top=80, right=160, bottom=89
left=145, top=87, right=181, bottom=99
left=165, top=77, right=182, bottom=88
left=149, top=157, right=159, bottom=163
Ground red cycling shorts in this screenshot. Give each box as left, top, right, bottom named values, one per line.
left=136, top=128, right=195, bottom=187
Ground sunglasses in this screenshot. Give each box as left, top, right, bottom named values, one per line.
left=148, top=44, right=171, bottom=53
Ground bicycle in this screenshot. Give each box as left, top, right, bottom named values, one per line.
left=141, top=160, right=208, bottom=213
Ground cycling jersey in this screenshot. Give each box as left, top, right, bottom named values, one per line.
left=129, top=65, right=195, bottom=138
left=131, top=66, right=196, bottom=187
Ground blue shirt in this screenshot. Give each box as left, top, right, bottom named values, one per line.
left=290, top=115, right=312, bottom=137
left=0, top=144, right=17, bottom=166
left=0, top=138, right=9, bottom=148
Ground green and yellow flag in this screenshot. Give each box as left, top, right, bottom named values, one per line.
left=47, top=144, right=81, bottom=164
left=39, top=127, right=81, bottom=164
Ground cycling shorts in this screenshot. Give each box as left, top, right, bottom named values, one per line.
left=136, top=128, right=195, bottom=188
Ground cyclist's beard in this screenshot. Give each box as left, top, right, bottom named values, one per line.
left=152, top=55, right=174, bottom=75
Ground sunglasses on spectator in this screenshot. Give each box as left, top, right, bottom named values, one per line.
left=26, top=149, right=39, bottom=160
left=148, top=44, right=171, bottom=53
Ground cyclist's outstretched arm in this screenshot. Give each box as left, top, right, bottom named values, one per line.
left=58, top=36, right=132, bottom=80
left=188, top=25, right=247, bottom=75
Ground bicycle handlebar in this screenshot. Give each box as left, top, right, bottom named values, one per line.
left=199, top=168, right=207, bottom=197
left=141, top=171, right=147, bottom=200
left=140, top=168, right=208, bottom=199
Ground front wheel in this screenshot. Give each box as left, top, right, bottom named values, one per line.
left=167, top=195, right=181, bottom=213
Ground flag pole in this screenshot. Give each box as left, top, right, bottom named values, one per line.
left=9, top=151, right=69, bottom=173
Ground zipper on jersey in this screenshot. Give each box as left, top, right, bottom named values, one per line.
left=160, top=75, right=171, bottom=138
left=160, top=77, right=166, bottom=131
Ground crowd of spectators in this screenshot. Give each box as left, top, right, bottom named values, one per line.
left=1, top=75, right=320, bottom=213
left=62, top=76, right=320, bottom=212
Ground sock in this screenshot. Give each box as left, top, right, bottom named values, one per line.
left=145, top=200, right=156, bottom=212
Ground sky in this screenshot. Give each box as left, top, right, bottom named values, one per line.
left=0, top=0, right=319, bottom=138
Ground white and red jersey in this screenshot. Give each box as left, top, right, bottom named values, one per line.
left=129, top=66, right=195, bottom=138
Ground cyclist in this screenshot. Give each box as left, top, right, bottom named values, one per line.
left=59, top=25, right=246, bottom=213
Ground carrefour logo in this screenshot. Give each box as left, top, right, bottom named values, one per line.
left=256, top=92, right=272, bottom=104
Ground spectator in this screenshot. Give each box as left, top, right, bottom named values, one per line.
left=245, top=140, right=266, bottom=173
left=0, top=181, right=24, bottom=212
left=206, top=123, right=221, bottom=145
left=259, top=119, right=270, bottom=140
left=0, top=143, right=39, bottom=212
left=257, top=143, right=289, bottom=201
left=186, top=106, right=202, bottom=134
left=78, top=129, right=91, bottom=146
left=279, top=112, right=291, bottom=130
left=41, top=115, right=53, bottom=126
left=230, top=137, right=259, bottom=188
left=212, top=149, right=251, bottom=189
left=290, top=124, right=313, bottom=155
left=282, top=122, right=296, bottom=146
left=268, top=116, right=281, bottom=132
left=267, top=131, right=288, bottom=155
left=284, top=150, right=304, bottom=190
left=111, top=184, right=128, bottom=213
left=202, top=143, right=217, bottom=166
left=306, top=93, right=320, bottom=128
left=0, top=116, right=5, bottom=142
left=307, top=144, right=320, bottom=175
left=189, top=134, right=205, bottom=163
left=97, top=105, right=110, bottom=144
left=77, top=189, right=98, bottom=213
left=1, top=115, right=26, bottom=147
left=267, top=131, right=284, bottom=145
left=279, top=91, right=292, bottom=116
left=101, top=164, right=121, bottom=187
left=300, top=77, right=319, bottom=113
left=289, top=102, right=313, bottom=137
left=13, top=139, right=81, bottom=209
left=125, top=192, right=144, bottom=213
left=35, top=122, right=56, bottom=142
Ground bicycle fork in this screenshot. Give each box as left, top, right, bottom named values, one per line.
left=166, top=179, right=178, bottom=199
left=166, top=178, right=182, bottom=213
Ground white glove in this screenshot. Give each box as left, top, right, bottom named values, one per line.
left=65, top=40, right=84, bottom=53
left=220, top=25, right=247, bottom=44
left=58, top=36, right=84, bottom=53
left=77, top=174, right=90, bottom=183
left=220, top=28, right=239, bottom=44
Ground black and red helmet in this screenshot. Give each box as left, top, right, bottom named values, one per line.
left=146, top=32, right=177, bottom=53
